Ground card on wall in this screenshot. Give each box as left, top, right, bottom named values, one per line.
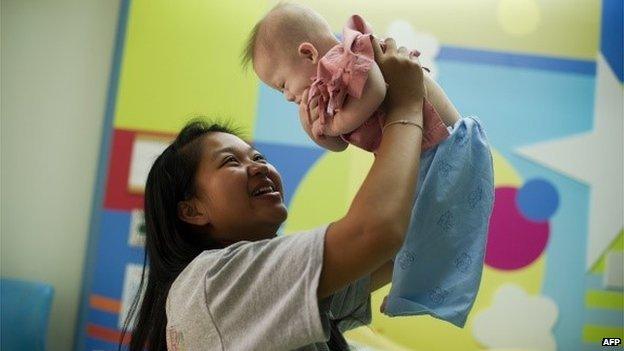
left=128, top=135, right=171, bottom=194
left=128, top=209, right=146, bottom=247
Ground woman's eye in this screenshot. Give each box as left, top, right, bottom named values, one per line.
left=224, top=156, right=238, bottom=164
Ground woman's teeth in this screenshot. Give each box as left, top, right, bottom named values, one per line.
left=252, top=186, right=274, bottom=196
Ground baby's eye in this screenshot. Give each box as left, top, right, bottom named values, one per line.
left=253, top=154, right=267, bottom=162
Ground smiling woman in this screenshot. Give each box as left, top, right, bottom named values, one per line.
left=175, top=130, right=288, bottom=245
left=120, top=35, right=429, bottom=351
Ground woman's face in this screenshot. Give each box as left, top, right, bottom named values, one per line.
left=180, top=132, right=288, bottom=244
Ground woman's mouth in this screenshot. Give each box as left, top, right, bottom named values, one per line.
left=251, top=185, right=282, bottom=201
left=253, top=191, right=281, bottom=201
left=251, top=185, right=274, bottom=196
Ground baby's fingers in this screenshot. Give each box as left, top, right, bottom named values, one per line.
left=372, top=36, right=384, bottom=61
left=309, top=96, right=318, bottom=111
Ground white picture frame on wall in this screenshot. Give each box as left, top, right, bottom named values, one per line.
left=128, top=135, right=171, bottom=194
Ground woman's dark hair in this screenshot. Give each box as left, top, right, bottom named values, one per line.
left=119, top=118, right=350, bottom=351
left=119, top=119, right=244, bottom=350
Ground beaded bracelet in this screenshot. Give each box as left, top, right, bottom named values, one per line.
left=382, top=120, right=424, bottom=134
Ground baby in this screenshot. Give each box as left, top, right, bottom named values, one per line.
left=244, top=3, right=494, bottom=328
left=244, top=3, right=462, bottom=154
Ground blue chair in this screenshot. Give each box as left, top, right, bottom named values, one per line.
left=1, top=278, right=54, bottom=351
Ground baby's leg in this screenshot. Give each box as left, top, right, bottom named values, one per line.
left=423, top=73, right=461, bottom=126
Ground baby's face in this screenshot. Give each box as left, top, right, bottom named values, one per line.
left=254, top=47, right=318, bottom=105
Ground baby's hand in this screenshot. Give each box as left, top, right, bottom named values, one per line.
left=299, top=89, right=349, bottom=152
left=300, top=89, right=325, bottom=138
left=312, top=121, right=325, bottom=139
left=308, top=100, right=330, bottom=139
left=304, top=92, right=332, bottom=139
left=304, top=90, right=320, bottom=125
left=298, top=89, right=315, bottom=133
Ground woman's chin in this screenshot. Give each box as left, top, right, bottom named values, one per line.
left=249, top=200, right=288, bottom=233
left=267, top=207, right=288, bottom=229
left=273, top=205, right=288, bottom=223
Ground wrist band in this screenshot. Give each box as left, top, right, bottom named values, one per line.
left=382, top=120, right=424, bottom=134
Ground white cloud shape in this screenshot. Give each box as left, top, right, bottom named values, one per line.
left=385, top=20, right=440, bottom=79
left=472, top=284, right=558, bottom=351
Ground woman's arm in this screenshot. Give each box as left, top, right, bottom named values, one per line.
left=370, top=260, right=394, bottom=292
left=319, top=63, right=387, bottom=137
left=318, top=38, right=426, bottom=299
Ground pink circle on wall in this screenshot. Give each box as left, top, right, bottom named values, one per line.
left=485, top=187, right=550, bottom=270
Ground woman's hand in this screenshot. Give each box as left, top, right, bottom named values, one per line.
left=372, top=37, right=425, bottom=121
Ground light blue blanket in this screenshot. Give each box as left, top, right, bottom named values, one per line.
left=383, top=116, right=495, bottom=328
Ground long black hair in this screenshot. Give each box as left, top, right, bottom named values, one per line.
left=119, top=118, right=350, bottom=350
left=119, top=119, right=243, bottom=350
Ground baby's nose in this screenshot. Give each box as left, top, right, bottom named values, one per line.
left=284, top=91, right=295, bottom=102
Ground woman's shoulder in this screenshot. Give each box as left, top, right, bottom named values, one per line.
left=171, top=224, right=331, bottom=291
left=210, top=223, right=328, bottom=258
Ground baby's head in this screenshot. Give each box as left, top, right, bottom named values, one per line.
left=242, top=3, right=338, bottom=104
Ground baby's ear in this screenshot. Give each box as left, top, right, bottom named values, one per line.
left=298, top=42, right=318, bottom=63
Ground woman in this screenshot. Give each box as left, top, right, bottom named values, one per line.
left=121, top=37, right=429, bottom=350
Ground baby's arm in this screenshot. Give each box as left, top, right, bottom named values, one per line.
left=319, top=62, right=387, bottom=137
left=423, top=73, right=461, bottom=126
left=320, top=63, right=459, bottom=136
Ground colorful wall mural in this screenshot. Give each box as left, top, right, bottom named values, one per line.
left=75, top=0, right=623, bottom=350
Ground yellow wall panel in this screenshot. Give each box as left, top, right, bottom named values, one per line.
left=281, top=0, right=600, bottom=60
left=114, top=0, right=269, bottom=134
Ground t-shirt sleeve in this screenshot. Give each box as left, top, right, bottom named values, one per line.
left=201, top=225, right=330, bottom=350
left=319, top=274, right=372, bottom=333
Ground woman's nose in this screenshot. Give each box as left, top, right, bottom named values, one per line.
left=248, top=162, right=269, bottom=176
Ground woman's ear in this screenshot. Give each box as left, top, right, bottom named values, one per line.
left=298, top=42, right=319, bottom=63
left=177, top=200, right=210, bottom=226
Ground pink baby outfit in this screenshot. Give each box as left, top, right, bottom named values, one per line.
left=307, top=15, right=449, bottom=153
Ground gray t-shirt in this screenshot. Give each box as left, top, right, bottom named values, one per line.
left=165, top=224, right=372, bottom=350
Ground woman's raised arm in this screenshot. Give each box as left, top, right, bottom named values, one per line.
left=318, top=37, right=426, bottom=299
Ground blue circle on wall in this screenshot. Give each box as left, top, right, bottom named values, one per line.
left=516, top=178, right=559, bottom=222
